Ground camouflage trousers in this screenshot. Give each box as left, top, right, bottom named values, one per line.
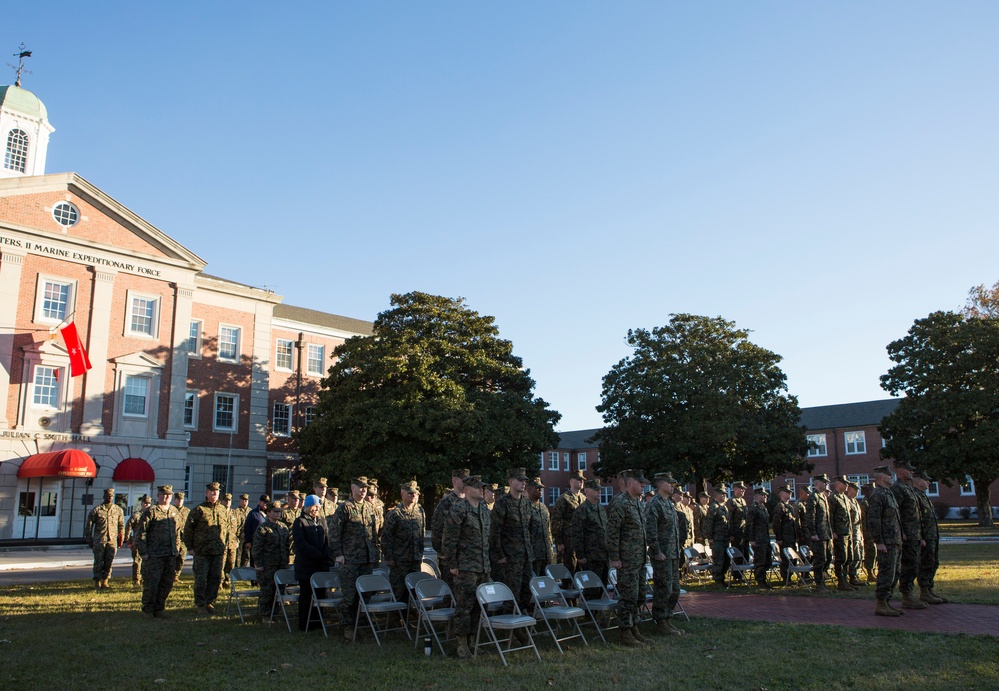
left=875, top=545, right=901, bottom=601
left=752, top=542, right=771, bottom=585
left=238, top=541, right=250, bottom=568
left=614, top=559, right=644, bottom=628
left=558, top=546, right=577, bottom=575
left=338, top=562, right=374, bottom=624
left=710, top=540, right=730, bottom=583
left=222, top=543, right=238, bottom=584
left=389, top=560, right=420, bottom=605
left=453, top=570, right=488, bottom=637
left=257, top=565, right=280, bottom=617
left=92, top=543, right=117, bottom=581
left=917, top=538, right=939, bottom=589
left=833, top=535, right=851, bottom=582
left=811, top=538, right=833, bottom=584
left=141, top=555, right=176, bottom=612
left=174, top=544, right=187, bottom=580
left=898, top=540, right=921, bottom=594
left=496, top=559, right=533, bottom=611
left=849, top=534, right=865, bottom=580
left=130, top=546, right=142, bottom=582
left=192, top=553, right=224, bottom=607
left=863, top=536, right=876, bottom=575
left=650, top=557, right=680, bottom=622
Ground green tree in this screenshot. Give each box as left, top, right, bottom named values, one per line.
left=296, top=291, right=560, bottom=505
left=880, top=307, right=999, bottom=527
left=592, top=314, right=810, bottom=490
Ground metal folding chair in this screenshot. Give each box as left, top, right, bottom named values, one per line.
left=353, top=574, right=411, bottom=645
left=683, top=546, right=712, bottom=583
left=783, top=547, right=813, bottom=587
left=474, top=581, right=541, bottom=666
left=307, top=571, right=344, bottom=638
left=572, top=570, right=618, bottom=643
left=270, top=568, right=299, bottom=631
left=726, top=547, right=755, bottom=584
left=545, top=563, right=581, bottom=602
left=421, top=559, right=440, bottom=577
left=225, top=567, right=260, bottom=623
left=529, top=576, right=587, bottom=653
left=405, top=571, right=438, bottom=629
left=413, top=578, right=456, bottom=656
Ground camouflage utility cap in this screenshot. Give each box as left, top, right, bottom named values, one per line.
left=463, top=475, right=484, bottom=489
left=653, top=472, right=677, bottom=485
left=400, top=480, right=420, bottom=493
left=206, top=482, right=221, bottom=491
left=507, top=467, right=529, bottom=481
left=158, top=485, right=174, bottom=494
left=351, top=476, right=369, bottom=487
left=584, top=479, right=601, bottom=491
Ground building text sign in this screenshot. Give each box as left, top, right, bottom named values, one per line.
left=0, top=233, right=162, bottom=277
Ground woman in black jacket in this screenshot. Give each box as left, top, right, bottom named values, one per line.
left=292, top=495, right=332, bottom=631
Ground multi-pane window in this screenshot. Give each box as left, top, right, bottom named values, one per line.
left=273, top=402, right=291, bottom=436
left=305, top=406, right=316, bottom=426
left=783, top=478, right=796, bottom=496
left=214, top=393, right=237, bottom=431
left=599, top=486, right=613, bottom=506
left=548, top=452, right=560, bottom=471
left=271, top=468, right=291, bottom=499
left=41, top=280, right=71, bottom=322
left=276, top=339, right=294, bottom=371
left=32, top=366, right=59, bottom=408
left=128, top=295, right=158, bottom=336
left=307, top=344, right=324, bottom=375
left=844, top=431, right=866, bottom=455
left=186, top=320, right=202, bottom=357
left=4, top=128, right=28, bottom=172
left=806, top=434, right=827, bottom=457
left=927, top=481, right=940, bottom=497
left=846, top=474, right=870, bottom=489
left=577, top=452, right=587, bottom=471
left=219, top=326, right=240, bottom=361
left=183, top=465, right=191, bottom=499
left=184, top=391, right=198, bottom=428
left=52, top=202, right=79, bottom=227
left=563, top=452, right=570, bottom=471
left=960, top=476, right=976, bottom=496
left=123, top=375, right=148, bottom=416
left=548, top=487, right=561, bottom=506
left=212, top=465, right=231, bottom=493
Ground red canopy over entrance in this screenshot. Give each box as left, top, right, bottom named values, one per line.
left=17, top=449, right=97, bottom=479
left=112, top=457, right=155, bottom=482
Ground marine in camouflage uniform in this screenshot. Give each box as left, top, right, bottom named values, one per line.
left=182, top=482, right=230, bottom=612
left=235, top=494, right=251, bottom=567
left=828, top=477, right=855, bottom=591
left=794, top=487, right=811, bottom=546
left=125, top=495, right=151, bottom=586
left=431, top=468, right=469, bottom=588
left=366, top=479, right=386, bottom=536
left=85, top=488, right=125, bottom=588
left=527, top=477, right=554, bottom=577
left=744, top=488, right=772, bottom=588
left=252, top=502, right=290, bottom=622
left=805, top=475, right=833, bottom=591
left=645, top=474, right=683, bottom=635
left=859, top=485, right=876, bottom=581
left=693, top=492, right=710, bottom=545
left=489, top=468, right=536, bottom=612
left=891, top=461, right=926, bottom=609
left=382, top=480, right=426, bottom=603
left=330, top=477, right=381, bottom=638
left=571, top=480, right=609, bottom=595
left=221, top=494, right=241, bottom=588
left=136, top=485, right=181, bottom=617
left=846, top=482, right=866, bottom=586
left=551, top=470, right=586, bottom=573
left=726, top=482, right=749, bottom=581
left=607, top=469, right=649, bottom=646
left=312, top=478, right=338, bottom=533
left=867, top=466, right=903, bottom=617
left=771, top=485, right=798, bottom=583
left=483, top=483, right=497, bottom=512
left=913, top=472, right=947, bottom=605
left=280, top=490, right=301, bottom=565
left=172, top=492, right=190, bottom=581
left=705, top=486, right=731, bottom=585
left=441, top=475, right=491, bottom=659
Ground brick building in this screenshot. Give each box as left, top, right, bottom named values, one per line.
left=0, top=82, right=371, bottom=543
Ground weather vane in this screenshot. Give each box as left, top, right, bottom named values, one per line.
left=8, top=43, right=32, bottom=87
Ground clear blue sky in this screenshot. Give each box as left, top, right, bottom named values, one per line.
left=9, top=3, right=999, bottom=431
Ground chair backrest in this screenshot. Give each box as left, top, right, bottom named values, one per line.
left=405, top=571, right=435, bottom=593
left=356, top=573, right=393, bottom=597
left=692, top=543, right=706, bottom=556
left=798, top=544, right=812, bottom=561
left=274, top=568, right=295, bottom=587
left=414, top=578, right=452, bottom=604
left=545, top=563, right=572, bottom=581
left=476, top=581, right=515, bottom=607
left=373, top=567, right=390, bottom=579
left=421, top=559, right=440, bottom=577
left=785, top=546, right=808, bottom=566
left=573, top=570, right=607, bottom=596
left=229, top=567, right=256, bottom=583
left=727, top=547, right=746, bottom=565
left=530, top=576, right=563, bottom=602
left=683, top=547, right=700, bottom=561
left=607, top=568, right=618, bottom=586
left=310, top=571, right=341, bottom=592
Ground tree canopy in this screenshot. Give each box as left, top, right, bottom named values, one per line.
left=880, top=308, right=999, bottom=526
left=295, top=291, right=560, bottom=501
left=592, top=313, right=810, bottom=489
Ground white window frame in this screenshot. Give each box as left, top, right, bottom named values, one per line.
left=960, top=476, right=975, bottom=496
left=275, top=338, right=295, bottom=372
left=548, top=452, right=560, bottom=471
left=927, top=481, right=939, bottom=497
left=272, top=402, right=292, bottom=437
left=844, top=431, right=866, bottom=455
left=846, top=474, right=870, bottom=489
left=306, top=344, right=325, bottom=376
left=186, top=320, right=203, bottom=358
left=271, top=468, right=292, bottom=500
left=218, top=324, right=241, bottom=363
left=806, top=434, right=827, bottom=457
left=34, top=275, right=76, bottom=325
left=304, top=406, right=316, bottom=426
left=31, top=364, right=62, bottom=410
left=577, top=452, right=587, bottom=471
left=183, top=390, right=199, bottom=429
left=213, top=392, right=239, bottom=432
left=783, top=478, right=796, bottom=496
left=125, top=292, right=160, bottom=338
left=599, top=486, right=613, bottom=506
left=122, top=375, right=150, bottom=417
left=563, top=452, right=570, bottom=471
left=548, top=486, right=561, bottom=506
left=4, top=127, right=28, bottom=172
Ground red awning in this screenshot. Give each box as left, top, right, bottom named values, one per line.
left=113, top=457, right=155, bottom=482
left=17, top=450, right=97, bottom=479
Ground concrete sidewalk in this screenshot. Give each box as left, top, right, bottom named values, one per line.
left=0, top=545, right=133, bottom=571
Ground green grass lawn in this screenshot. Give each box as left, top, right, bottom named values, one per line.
left=939, top=520, right=999, bottom=538
left=0, top=578, right=996, bottom=690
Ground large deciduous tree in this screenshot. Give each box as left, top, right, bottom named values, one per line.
left=592, top=314, right=810, bottom=490
left=296, top=292, right=560, bottom=504
left=880, top=302, right=999, bottom=526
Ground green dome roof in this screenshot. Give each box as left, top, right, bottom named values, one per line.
left=0, top=85, right=48, bottom=120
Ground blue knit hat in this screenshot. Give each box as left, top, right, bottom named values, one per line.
left=303, top=494, right=320, bottom=509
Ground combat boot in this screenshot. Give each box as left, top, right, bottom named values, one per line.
left=618, top=628, right=643, bottom=648
left=849, top=577, right=865, bottom=588
left=837, top=577, right=853, bottom=592
left=656, top=619, right=683, bottom=637
left=93, top=579, right=101, bottom=590
left=929, top=588, right=948, bottom=603
left=513, top=628, right=531, bottom=646
left=920, top=587, right=944, bottom=605
left=901, top=591, right=928, bottom=609
left=456, top=637, right=473, bottom=659
left=875, top=599, right=902, bottom=617
left=813, top=581, right=830, bottom=593
left=101, top=578, right=111, bottom=589
left=630, top=625, right=650, bottom=645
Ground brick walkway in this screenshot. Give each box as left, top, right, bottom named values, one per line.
left=681, top=589, right=999, bottom=637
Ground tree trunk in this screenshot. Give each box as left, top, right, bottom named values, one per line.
left=974, top=476, right=994, bottom=527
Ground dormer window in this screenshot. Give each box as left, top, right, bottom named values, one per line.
left=4, top=128, right=28, bottom=172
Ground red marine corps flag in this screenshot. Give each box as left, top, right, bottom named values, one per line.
left=52, top=315, right=93, bottom=377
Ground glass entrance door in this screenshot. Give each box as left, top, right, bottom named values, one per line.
left=14, top=478, right=61, bottom=539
